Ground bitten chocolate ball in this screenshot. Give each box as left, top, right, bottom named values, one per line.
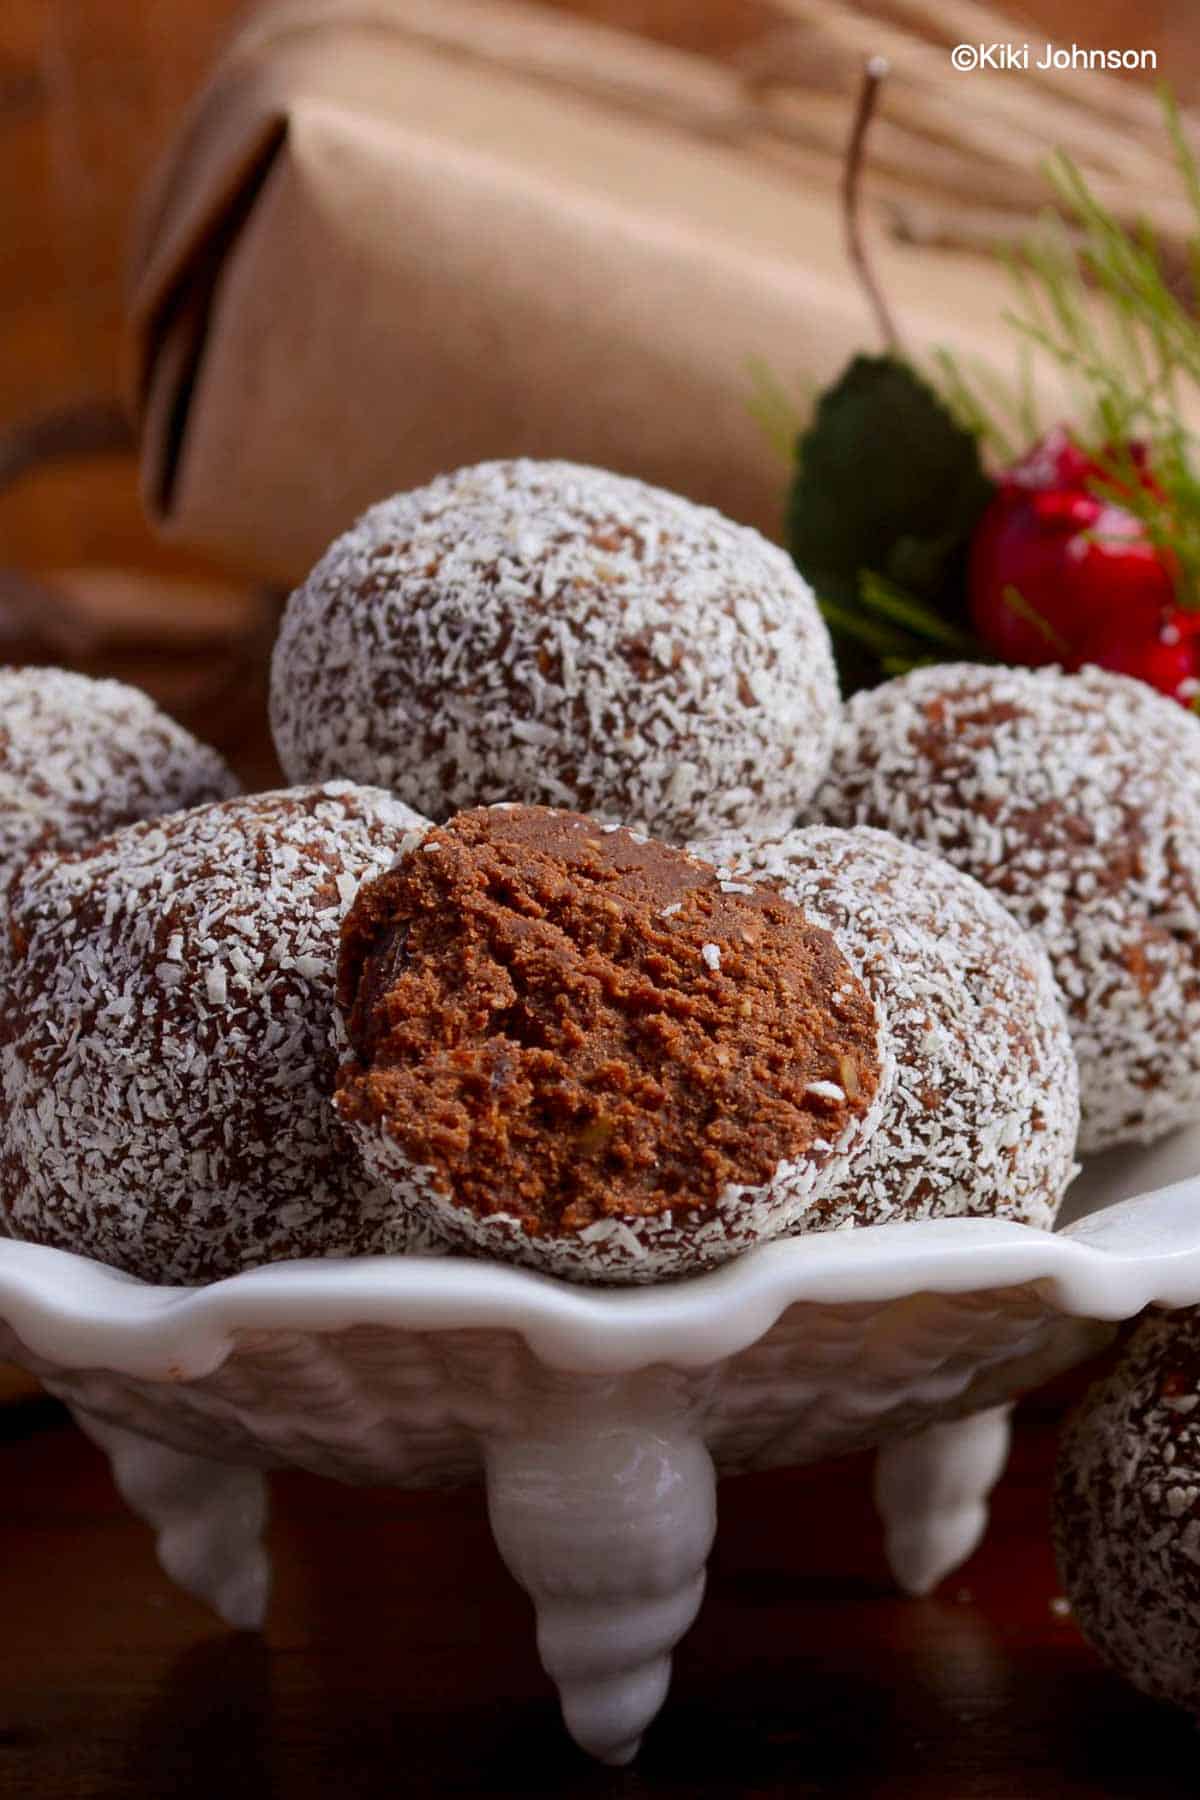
left=0, top=665, right=237, bottom=887
left=334, top=805, right=888, bottom=1283
left=1055, top=1308, right=1200, bottom=1714
left=697, top=826, right=1079, bottom=1231
left=811, top=663, right=1200, bottom=1154
left=0, top=783, right=430, bottom=1284
left=270, top=460, right=840, bottom=842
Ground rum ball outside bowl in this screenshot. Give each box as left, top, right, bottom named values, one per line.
left=1055, top=1308, right=1200, bottom=1716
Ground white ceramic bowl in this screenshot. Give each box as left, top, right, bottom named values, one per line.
left=4, top=1136, right=1200, bottom=1766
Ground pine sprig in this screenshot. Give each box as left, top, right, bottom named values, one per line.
left=747, top=356, right=805, bottom=464
left=934, top=85, right=1200, bottom=608
left=816, top=572, right=979, bottom=675
left=856, top=571, right=980, bottom=652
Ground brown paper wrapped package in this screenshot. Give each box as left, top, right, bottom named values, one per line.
left=129, top=0, right=1086, bottom=584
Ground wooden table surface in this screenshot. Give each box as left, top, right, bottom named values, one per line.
left=0, top=1390, right=1194, bottom=1799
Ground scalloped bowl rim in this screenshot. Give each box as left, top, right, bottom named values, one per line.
left=4, top=1179, right=1200, bottom=1382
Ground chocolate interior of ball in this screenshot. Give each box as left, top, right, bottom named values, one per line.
left=336, top=806, right=882, bottom=1238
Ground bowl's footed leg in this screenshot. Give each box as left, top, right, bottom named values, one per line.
left=484, top=1421, right=716, bottom=1766
left=70, top=1406, right=270, bottom=1630
left=873, top=1402, right=1014, bottom=1597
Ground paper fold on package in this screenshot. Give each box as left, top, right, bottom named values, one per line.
left=128, top=0, right=1061, bottom=584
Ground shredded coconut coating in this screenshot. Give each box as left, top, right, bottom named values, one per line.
left=0, top=783, right=435, bottom=1285
left=0, top=665, right=238, bottom=888
left=695, top=825, right=1079, bottom=1231
left=1056, top=1308, right=1200, bottom=1715
left=335, top=807, right=892, bottom=1286
left=269, top=459, right=839, bottom=841
left=810, top=663, right=1200, bottom=1154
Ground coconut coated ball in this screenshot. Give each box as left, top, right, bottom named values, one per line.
left=269, top=459, right=840, bottom=841
left=1055, top=1308, right=1200, bottom=1715
left=0, top=783, right=431, bottom=1284
left=0, top=665, right=237, bottom=887
left=810, top=663, right=1200, bottom=1154
left=697, top=825, right=1080, bottom=1231
left=334, top=805, right=889, bottom=1283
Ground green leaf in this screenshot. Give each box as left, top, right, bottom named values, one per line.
left=746, top=355, right=805, bottom=464
left=787, top=356, right=994, bottom=605
left=786, top=354, right=994, bottom=687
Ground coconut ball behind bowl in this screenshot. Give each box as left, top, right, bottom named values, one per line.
left=696, top=825, right=1080, bottom=1232
left=0, top=665, right=238, bottom=886
left=334, top=805, right=891, bottom=1284
left=810, top=662, right=1200, bottom=1154
left=0, top=782, right=432, bottom=1284
left=1055, top=1307, right=1200, bottom=1716
left=270, top=460, right=840, bottom=843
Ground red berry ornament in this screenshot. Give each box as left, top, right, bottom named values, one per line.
left=968, top=427, right=1195, bottom=704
